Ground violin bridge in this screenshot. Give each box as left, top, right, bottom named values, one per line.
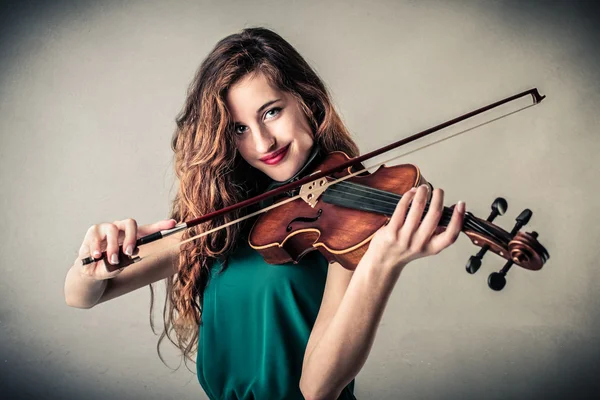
left=299, top=172, right=328, bottom=208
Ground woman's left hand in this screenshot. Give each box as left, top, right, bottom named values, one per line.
left=362, top=184, right=465, bottom=272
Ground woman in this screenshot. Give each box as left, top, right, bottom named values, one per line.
left=64, top=27, right=465, bottom=400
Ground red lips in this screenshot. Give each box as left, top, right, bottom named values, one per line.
left=260, top=144, right=290, bottom=164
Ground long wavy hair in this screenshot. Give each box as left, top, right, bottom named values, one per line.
left=150, top=27, right=360, bottom=369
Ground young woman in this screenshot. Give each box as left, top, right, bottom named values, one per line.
left=64, top=27, right=465, bottom=400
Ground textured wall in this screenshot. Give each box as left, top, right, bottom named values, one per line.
left=1, top=0, right=599, bottom=399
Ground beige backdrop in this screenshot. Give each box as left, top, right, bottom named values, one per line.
left=1, top=0, right=598, bottom=399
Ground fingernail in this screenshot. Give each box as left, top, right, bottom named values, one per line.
left=111, top=254, right=119, bottom=265
left=457, top=201, right=465, bottom=214
left=93, top=250, right=101, bottom=258
left=125, top=245, right=133, bottom=256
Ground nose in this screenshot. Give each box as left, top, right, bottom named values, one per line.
left=252, top=125, right=276, bottom=154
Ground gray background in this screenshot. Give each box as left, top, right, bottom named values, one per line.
left=1, top=0, right=599, bottom=399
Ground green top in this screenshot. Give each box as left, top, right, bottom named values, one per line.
left=197, top=237, right=356, bottom=400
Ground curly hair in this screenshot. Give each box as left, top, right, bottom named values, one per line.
left=150, top=27, right=360, bottom=370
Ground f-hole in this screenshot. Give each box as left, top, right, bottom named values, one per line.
left=286, top=209, right=323, bottom=232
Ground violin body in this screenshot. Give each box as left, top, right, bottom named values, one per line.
left=248, top=151, right=432, bottom=270
left=249, top=151, right=549, bottom=275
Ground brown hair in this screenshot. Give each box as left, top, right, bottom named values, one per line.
left=151, top=27, right=360, bottom=369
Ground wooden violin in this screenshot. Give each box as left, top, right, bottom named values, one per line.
left=248, top=150, right=548, bottom=291
left=82, top=88, right=550, bottom=290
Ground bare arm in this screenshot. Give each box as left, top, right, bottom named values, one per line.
left=64, top=219, right=182, bottom=309
left=300, top=186, right=465, bottom=400
left=299, top=257, right=402, bottom=400
left=98, top=233, right=180, bottom=304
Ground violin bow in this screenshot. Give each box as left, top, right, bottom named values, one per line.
left=82, top=88, right=545, bottom=267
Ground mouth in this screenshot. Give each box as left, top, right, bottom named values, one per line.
left=260, top=144, right=290, bottom=165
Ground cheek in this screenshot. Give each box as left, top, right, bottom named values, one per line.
left=296, top=118, right=315, bottom=145
left=277, top=117, right=297, bottom=138
left=288, top=113, right=313, bottom=141
left=235, top=141, right=253, bottom=162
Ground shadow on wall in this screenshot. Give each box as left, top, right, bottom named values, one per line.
left=2, top=326, right=597, bottom=399
left=363, top=326, right=600, bottom=400
left=487, top=0, right=600, bottom=67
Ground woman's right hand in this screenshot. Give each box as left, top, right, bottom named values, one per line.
left=77, top=218, right=178, bottom=280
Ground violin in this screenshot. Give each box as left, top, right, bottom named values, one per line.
left=82, top=88, right=550, bottom=291
left=249, top=151, right=548, bottom=291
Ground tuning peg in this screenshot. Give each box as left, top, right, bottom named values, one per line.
left=466, top=255, right=482, bottom=275
left=509, top=209, right=532, bottom=235
left=488, top=197, right=508, bottom=221
left=466, top=198, right=508, bottom=274
left=488, top=260, right=512, bottom=291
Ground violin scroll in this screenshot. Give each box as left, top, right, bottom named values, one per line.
left=462, top=198, right=549, bottom=291
left=508, top=231, right=548, bottom=270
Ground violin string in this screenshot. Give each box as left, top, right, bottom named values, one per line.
left=325, top=185, right=497, bottom=239
left=322, top=187, right=505, bottom=244
left=323, top=187, right=475, bottom=231
left=323, top=181, right=459, bottom=223
left=322, top=181, right=492, bottom=237
left=327, top=178, right=507, bottom=240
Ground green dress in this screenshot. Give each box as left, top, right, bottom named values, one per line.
left=197, top=236, right=357, bottom=399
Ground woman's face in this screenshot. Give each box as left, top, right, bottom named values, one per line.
left=226, top=72, right=314, bottom=182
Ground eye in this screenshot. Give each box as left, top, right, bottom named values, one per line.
left=234, top=125, right=248, bottom=135
left=264, top=107, right=282, bottom=120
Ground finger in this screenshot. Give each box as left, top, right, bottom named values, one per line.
left=78, top=242, right=95, bottom=276
left=413, top=188, right=444, bottom=246
left=100, top=223, right=121, bottom=266
left=79, top=225, right=105, bottom=277
left=114, top=218, right=138, bottom=256
left=428, top=201, right=465, bottom=254
left=85, top=225, right=104, bottom=260
left=400, top=184, right=429, bottom=237
left=387, top=187, right=417, bottom=232
left=78, top=241, right=91, bottom=259
left=137, top=218, right=178, bottom=237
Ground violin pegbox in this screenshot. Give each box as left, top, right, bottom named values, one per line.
left=464, top=197, right=549, bottom=291
left=487, top=211, right=542, bottom=291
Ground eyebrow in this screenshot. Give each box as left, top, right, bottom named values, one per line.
left=233, top=99, right=282, bottom=126
left=256, top=99, right=281, bottom=115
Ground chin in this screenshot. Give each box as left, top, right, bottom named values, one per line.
left=266, top=168, right=295, bottom=182
left=260, top=161, right=300, bottom=182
